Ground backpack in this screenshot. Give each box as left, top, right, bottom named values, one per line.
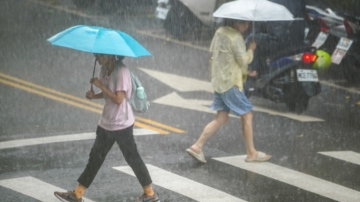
left=105, top=66, right=150, bottom=115
left=126, top=70, right=150, bottom=113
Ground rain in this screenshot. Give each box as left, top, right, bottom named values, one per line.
left=0, top=0, right=360, bottom=201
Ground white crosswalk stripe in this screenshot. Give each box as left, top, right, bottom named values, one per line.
left=113, top=164, right=247, bottom=202
left=318, top=151, right=360, bottom=166
left=0, top=129, right=159, bottom=150
left=213, top=155, right=360, bottom=202
left=0, top=176, right=95, bottom=202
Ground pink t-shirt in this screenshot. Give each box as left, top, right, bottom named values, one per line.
left=98, top=66, right=135, bottom=131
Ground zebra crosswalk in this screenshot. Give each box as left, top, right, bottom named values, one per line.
left=1, top=151, right=359, bottom=202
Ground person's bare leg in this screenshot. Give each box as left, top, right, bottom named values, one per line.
left=241, top=112, right=257, bottom=158
left=190, top=111, right=229, bottom=153
left=241, top=111, right=270, bottom=159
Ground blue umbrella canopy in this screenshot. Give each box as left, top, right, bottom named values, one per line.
left=47, top=25, right=152, bottom=57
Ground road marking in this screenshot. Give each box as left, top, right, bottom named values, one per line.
left=319, top=151, right=360, bottom=166
left=321, top=79, right=348, bottom=83
left=0, top=176, right=95, bottom=202
left=154, top=92, right=215, bottom=113
left=136, top=30, right=209, bottom=52
left=113, top=164, right=247, bottom=202
left=252, top=106, right=324, bottom=122
left=135, top=116, right=185, bottom=133
left=319, top=80, right=360, bottom=95
left=139, top=67, right=213, bottom=92
left=0, top=129, right=159, bottom=150
left=213, top=155, right=360, bottom=202
left=0, top=72, right=104, bottom=109
left=0, top=77, right=103, bottom=113
left=133, top=122, right=169, bottom=134
left=153, top=92, right=324, bottom=122
left=0, top=72, right=185, bottom=134
left=28, top=0, right=104, bottom=19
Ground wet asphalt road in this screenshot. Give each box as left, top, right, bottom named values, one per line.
left=1, top=0, right=360, bottom=202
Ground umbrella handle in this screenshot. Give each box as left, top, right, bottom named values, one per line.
left=252, top=21, right=255, bottom=39
left=91, top=59, right=97, bottom=91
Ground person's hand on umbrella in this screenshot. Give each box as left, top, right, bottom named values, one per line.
left=90, top=78, right=103, bottom=88
left=248, top=40, right=257, bottom=51
left=86, top=90, right=95, bottom=100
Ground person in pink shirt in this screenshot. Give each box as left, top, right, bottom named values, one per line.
left=54, top=54, right=160, bottom=202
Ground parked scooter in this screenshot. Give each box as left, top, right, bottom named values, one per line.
left=305, top=6, right=360, bottom=83
left=245, top=45, right=330, bottom=114
left=336, top=13, right=360, bottom=83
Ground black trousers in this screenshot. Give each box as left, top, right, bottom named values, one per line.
left=77, top=125, right=152, bottom=188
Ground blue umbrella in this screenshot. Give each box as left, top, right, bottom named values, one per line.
left=48, top=25, right=152, bottom=90
left=47, top=25, right=152, bottom=57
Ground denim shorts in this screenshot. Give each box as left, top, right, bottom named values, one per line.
left=210, top=86, right=253, bottom=116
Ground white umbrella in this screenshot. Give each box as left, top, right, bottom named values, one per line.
left=213, top=0, right=294, bottom=21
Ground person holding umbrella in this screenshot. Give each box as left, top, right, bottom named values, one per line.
left=47, top=25, right=160, bottom=202
left=53, top=54, right=159, bottom=202
left=186, top=18, right=271, bottom=163
left=185, top=0, right=295, bottom=164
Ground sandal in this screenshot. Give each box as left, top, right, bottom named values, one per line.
left=245, top=151, right=271, bottom=162
left=186, top=148, right=207, bottom=163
